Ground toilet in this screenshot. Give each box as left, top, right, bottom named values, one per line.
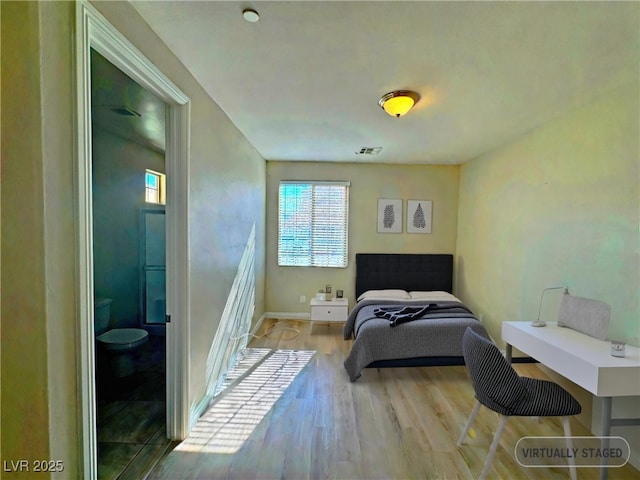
left=95, top=298, right=149, bottom=378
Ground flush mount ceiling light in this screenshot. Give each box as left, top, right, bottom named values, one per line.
left=242, top=8, right=260, bottom=23
left=378, top=90, right=420, bottom=118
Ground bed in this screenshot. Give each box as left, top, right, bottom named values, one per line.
left=343, top=253, right=490, bottom=381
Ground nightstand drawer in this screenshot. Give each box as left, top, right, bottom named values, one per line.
left=311, top=306, right=347, bottom=322
left=310, top=298, right=348, bottom=323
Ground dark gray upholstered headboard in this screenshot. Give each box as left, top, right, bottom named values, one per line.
left=355, top=253, right=454, bottom=299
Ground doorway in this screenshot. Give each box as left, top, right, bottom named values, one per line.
left=90, top=46, right=170, bottom=476
left=76, top=3, right=191, bottom=478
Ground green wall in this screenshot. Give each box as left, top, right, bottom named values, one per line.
left=456, top=80, right=639, bottom=347
left=266, top=162, right=460, bottom=313
left=456, top=80, right=639, bottom=461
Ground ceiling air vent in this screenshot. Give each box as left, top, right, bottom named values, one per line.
left=356, top=146, right=382, bottom=156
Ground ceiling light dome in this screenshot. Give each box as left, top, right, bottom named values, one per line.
left=242, top=9, right=260, bottom=23
left=379, top=90, right=420, bottom=118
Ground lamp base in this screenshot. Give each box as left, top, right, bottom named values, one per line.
left=530, top=320, right=547, bottom=327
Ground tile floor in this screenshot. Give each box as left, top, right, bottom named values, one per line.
left=96, top=335, right=172, bottom=480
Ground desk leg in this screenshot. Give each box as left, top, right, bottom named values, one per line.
left=600, top=396, right=612, bottom=480
left=505, top=343, right=512, bottom=363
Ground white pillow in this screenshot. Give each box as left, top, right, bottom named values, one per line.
left=408, top=291, right=460, bottom=302
left=357, top=289, right=410, bottom=302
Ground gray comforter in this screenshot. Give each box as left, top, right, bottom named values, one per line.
left=343, top=299, right=489, bottom=381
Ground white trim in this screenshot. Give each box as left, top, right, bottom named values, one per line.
left=74, top=7, right=96, bottom=475
left=165, top=94, right=191, bottom=441
left=251, top=314, right=269, bottom=336
left=189, top=394, right=214, bottom=432
left=263, top=312, right=311, bottom=321
left=280, top=180, right=351, bottom=187
left=75, top=2, right=191, bottom=478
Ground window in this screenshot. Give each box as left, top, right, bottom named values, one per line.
left=278, top=181, right=350, bottom=267
left=145, top=169, right=166, bottom=205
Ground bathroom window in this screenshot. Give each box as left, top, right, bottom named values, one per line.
left=278, top=181, right=350, bottom=268
left=145, top=169, right=166, bottom=205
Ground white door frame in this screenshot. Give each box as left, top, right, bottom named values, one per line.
left=75, top=2, right=191, bottom=477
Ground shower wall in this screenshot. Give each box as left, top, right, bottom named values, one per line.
left=92, top=126, right=165, bottom=328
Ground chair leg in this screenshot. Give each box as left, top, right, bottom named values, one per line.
left=562, top=416, right=577, bottom=480
left=480, top=415, right=508, bottom=480
left=457, top=400, right=482, bottom=446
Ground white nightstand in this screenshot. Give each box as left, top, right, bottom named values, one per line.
left=310, top=297, right=349, bottom=324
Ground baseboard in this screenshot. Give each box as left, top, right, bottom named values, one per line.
left=251, top=314, right=268, bottom=336
left=262, top=311, right=311, bottom=321
left=249, top=313, right=311, bottom=339
left=189, top=393, right=213, bottom=432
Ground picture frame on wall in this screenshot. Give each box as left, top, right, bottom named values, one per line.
left=406, top=200, right=432, bottom=233
left=377, top=198, right=402, bottom=233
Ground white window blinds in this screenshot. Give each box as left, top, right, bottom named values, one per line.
left=278, top=181, right=350, bottom=268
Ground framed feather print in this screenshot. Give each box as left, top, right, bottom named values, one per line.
left=377, top=198, right=402, bottom=233
left=406, top=200, right=432, bottom=233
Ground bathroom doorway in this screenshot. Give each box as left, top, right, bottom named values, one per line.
left=90, top=48, right=170, bottom=477
left=76, top=3, right=191, bottom=477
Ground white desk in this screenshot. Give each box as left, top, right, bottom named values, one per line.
left=502, top=321, right=640, bottom=479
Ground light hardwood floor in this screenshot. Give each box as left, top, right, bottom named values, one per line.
left=148, top=319, right=638, bottom=479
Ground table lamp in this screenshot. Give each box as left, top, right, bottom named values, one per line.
left=531, top=286, right=569, bottom=327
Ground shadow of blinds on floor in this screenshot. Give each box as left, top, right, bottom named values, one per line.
left=177, top=349, right=315, bottom=454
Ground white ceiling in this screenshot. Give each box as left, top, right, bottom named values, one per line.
left=130, top=1, right=639, bottom=165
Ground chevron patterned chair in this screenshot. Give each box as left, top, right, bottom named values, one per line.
left=457, top=327, right=582, bottom=480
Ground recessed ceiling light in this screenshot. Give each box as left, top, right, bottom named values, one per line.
left=242, top=9, right=260, bottom=23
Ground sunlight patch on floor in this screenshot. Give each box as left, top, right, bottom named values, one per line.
left=212, top=348, right=272, bottom=397
left=176, top=349, right=315, bottom=454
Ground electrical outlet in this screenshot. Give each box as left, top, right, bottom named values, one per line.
left=299, top=295, right=306, bottom=303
